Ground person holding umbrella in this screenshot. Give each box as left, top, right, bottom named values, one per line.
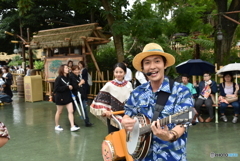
left=54, top=64, right=80, bottom=132
left=218, top=72, right=239, bottom=123
left=70, top=65, right=93, bottom=127
left=195, top=72, right=217, bottom=123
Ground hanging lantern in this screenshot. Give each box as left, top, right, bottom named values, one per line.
left=217, top=29, right=223, bottom=41
left=13, top=44, right=18, bottom=54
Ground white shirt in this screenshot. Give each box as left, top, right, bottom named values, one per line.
left=135, top=71, right=147, bottom=84
left=124, top=68, right=132, bottom=81
left=0, top=78, right=4, bottom=86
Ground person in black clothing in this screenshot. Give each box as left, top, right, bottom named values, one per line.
left=78, top=61, right=90, bottom=95
left=54, top=64, right=80, bottom=132
left=1, top=66, right=13, bottom=98
left=67, top=60, right=74, bottom=73
left=70, top=65, right=93, bottom=127
left=78, top=61, right=91, bottom=120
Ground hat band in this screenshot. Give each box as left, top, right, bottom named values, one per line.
left=147, top=49, right=164, bottom=52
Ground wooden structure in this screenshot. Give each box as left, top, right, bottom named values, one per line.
left=29, top=23, right=111, bottom=97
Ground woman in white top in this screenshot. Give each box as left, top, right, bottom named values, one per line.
left=90, top=62, right=133, bottom=133
left=219, top=72, right=239, bottom=123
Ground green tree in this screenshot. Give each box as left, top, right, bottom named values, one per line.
left=214, top=0, right=240, bottom=65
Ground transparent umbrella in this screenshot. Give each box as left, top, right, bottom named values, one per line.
left=216, top=63, right=240, bottom=82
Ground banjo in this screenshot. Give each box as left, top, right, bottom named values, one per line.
left=126, top=107, right=196, bottom=160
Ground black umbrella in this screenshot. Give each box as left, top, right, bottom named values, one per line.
left=176, top=59, right=215, bottom=76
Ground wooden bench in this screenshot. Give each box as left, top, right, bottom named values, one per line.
left=202, top=93, right=233, bottom=123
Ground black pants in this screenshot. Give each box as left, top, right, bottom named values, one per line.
left=107, top=118, right=119, bottom=134
left=195, top=97, right=214, bottom=118
left=4, top=85, right=13, bottom=98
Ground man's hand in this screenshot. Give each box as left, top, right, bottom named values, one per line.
left=121, top=115, right=136, bottom=132
left=151, top=120, right=173, bottom=141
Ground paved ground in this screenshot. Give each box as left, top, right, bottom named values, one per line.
left=0, top=94, right=239, bottom=161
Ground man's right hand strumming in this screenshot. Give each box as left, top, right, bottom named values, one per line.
left=121, top=115, right=136, bottom=132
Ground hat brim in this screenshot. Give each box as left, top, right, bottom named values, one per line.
left=132, top=51, right=175, bottom=71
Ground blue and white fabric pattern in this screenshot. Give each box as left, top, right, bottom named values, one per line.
left=124, top=76, right=193, bottom=161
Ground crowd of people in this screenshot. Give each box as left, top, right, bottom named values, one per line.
left=180, top=72, right=240, bottom=124
left=1, top=43, right=239, bottom=160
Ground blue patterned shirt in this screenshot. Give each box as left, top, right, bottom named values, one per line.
left=124, top=77, right=193, bottom=161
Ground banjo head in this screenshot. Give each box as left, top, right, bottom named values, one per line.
left=102, top=140, right=115, bottom=161
left=127, top=117, right=140, bottom=155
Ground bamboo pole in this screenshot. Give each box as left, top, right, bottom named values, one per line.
left=102, top=71, right=105, bottom=86
left=192, top=76, right=196, bottom=85
left=198, top=76, right=201, bottom=83
left=94, top=71, right=97, bottom=97
left=98, top=71, right=101, bottom=92
left=222, top=14, right=240, bottom=25
left=38, top=23, right=98, bottom=33
left=224, top=11, right=240, bottom=14
left=90, top=71, right=93, bottom=96
left=84, top=40, right=103, bottom=80
left=33, top=29, right=93, bottom=38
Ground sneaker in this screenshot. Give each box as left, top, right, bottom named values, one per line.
left=220, top=115, right=227, bottom=122
left=232, top=116, right=238, bottom=123
left=70, top=126, right=80, bottom=132
left=55, top=125, right=63, bottom=131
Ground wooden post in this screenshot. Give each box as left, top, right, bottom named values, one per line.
left=215, top=63, right=218, bottom=83
left=219, top=66, right=223, bottom=83
left=192, top=76, right=196, bottom=85
left=84, top=40, right=103, bottom=80
left=94, top=71, right=97, bottom=97
left=27, top=28, right=33, bottom=69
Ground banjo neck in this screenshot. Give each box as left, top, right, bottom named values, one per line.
left=139, top=116, right=170, bottom=135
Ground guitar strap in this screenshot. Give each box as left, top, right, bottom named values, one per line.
left=152, top=79, right=174, bottom=122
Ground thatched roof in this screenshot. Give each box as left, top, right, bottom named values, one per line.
left=30, top=23, right=111, bottom=49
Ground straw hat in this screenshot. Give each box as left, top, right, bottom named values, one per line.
left=132, top=43, right=175, bottom=71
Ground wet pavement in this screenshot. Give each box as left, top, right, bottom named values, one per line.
left=0, top=94, right=239, bottom=161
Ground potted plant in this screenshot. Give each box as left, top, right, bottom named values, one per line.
left=33, top=61, right=44, bottom=71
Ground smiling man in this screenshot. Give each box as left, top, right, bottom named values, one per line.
left=121, top=43, right=194, bottom=161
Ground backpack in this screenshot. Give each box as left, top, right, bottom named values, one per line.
left=87, top=73, right=92, bottom=86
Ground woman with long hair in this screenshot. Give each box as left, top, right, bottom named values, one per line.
left=219, top=72, right=239, bottom=123
left=67, top=60, right=73, bottom=73
left=70, top=65, right=93, bottom=127
left=90, top=62, right=133, bottom=134
left=54, top=64, right=80, bottom=132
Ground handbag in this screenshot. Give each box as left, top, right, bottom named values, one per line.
left=222, top=83, right=238, bottom=103
left=225, top=96, right=238, bottom=103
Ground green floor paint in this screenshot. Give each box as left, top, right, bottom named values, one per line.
left=0, top=94, right=239, bottom=161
